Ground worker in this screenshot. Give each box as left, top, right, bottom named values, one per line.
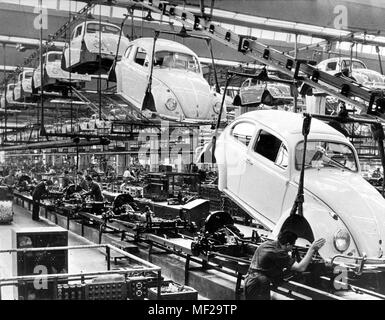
left=83, top=175, right=104, bottom=202
left=76, top=171, right=89, bottom=191
left=244, top=230, right=326, bottom=300
left=123, top=166, right=136, bottom=182
left=31, top=179, right=54, bottom=221
left=61, top=170, right=73, bottom=189
left=3, top=170, right=16, bottom=187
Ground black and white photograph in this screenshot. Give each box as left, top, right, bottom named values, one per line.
left=0, top=0, right=385, bottom=311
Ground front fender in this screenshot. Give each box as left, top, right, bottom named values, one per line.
left=152, top=80, right=187, bottom=120
left=271, top=200, right=359, bottom=261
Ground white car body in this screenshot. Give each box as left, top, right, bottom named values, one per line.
left=62, top=21, right=130, bottom=75
left=14, top=68, right=34, bottom=102
left=317, top=57, right=385, bottom=89
left=215, top=110, right=385, bottom=263
left=116, top=38, right=226, bottom=122
left=33, top=51, right=91, bottom=94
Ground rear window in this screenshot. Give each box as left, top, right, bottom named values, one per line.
left=326, top=62, right=337, bottom=71
left=48, top=53, right=62, bottom=62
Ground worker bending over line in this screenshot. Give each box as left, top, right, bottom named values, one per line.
left=82, top=175, right=104, bottom=202
left=244, top=230, right=326, bottom=300
left=76, top=171, right=89, bottom=191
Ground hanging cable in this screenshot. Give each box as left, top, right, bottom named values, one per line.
left=98, top=4, right=102, bottom=121
left=3, top=44, right=7, bottom=143
left=39, top=0, right=46, bottom=138
left=68, top=1, right=73, bottom=133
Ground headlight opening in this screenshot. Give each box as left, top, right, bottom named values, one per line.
left=165, top=98, right=177, bottom=111
left=213, top=101, right=222, bottom=114
left=333, top=229, right=351, bottom=252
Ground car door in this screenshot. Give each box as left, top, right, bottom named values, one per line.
left=34, top=54, right=46, bottom=89
left=225, top=120, right=257, bottom=195
left=238, top=128, right=290, bottom=224
left=69, top=24, right=83, bottom=67
left=118, top=45, right=134, bottom=98
left=15, top=73, right=22, bottom=100
left=124, top=46, right=149, bottom=104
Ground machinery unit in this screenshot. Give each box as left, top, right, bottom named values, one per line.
left=127, top=277, right=148, bottom=300
left=12, top=227, right=68, bottom=300
left=0, top=186, right=13, bottom=224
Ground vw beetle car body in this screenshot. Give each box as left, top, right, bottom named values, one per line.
left=215, top=110, right=385, bottom=264
left=33, top=51, right=90, bottom=96
left=62, top=21, right=130, bottom=75
left=317, top=57, right=385, bottom=89
left=14, top=68, right=34, bottom=102
left=115, top=38, right=226, bottom=122
left=239, top=77, right=293, bottom=107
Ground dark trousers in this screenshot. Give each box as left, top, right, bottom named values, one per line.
left=244, top=272, right=271, bottom=300
left=32, top=199, right=40, bottom=221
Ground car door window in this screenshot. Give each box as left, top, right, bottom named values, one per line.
left=134, top=47, right=148, bottom=67
left=254, top=130, right=286, bottom=165
left=75, top=25, right=83, bottom=38
left=275, top=144, right=288, bottom=168
left=230, top=121, right=256, bottom=146
left=241, top=79, right=251, bottom=89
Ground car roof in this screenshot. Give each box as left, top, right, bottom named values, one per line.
left=320, top=57, right=362, bottom=63
left=238, top=110, right=346, bottom=138
left=129, top=38, right=197, bottom=57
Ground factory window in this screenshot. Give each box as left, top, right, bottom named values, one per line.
left=230, top=121, right=256, bottom=146
left=134, top=47, right=148, bottom=67
left=254, top=130, right=283, bottom=163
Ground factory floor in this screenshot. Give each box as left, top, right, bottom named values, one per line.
left=0, top=205, right=112, bottom=300
left=0, top=204, right=209, bottom=300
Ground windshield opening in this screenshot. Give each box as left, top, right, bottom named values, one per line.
left=87, top=23, right=120, bottom=35
left=154, top=51, right=200, bottom=73
left=24, top=72, right=33, bottom=78
left=295, top=140, right=358, bottom=172
left=342, top=59, right=366, bottom=70
left=48, top=53, right=62, bottom=62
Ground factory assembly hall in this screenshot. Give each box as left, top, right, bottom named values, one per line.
left=3, top=0, right=385, bottom=303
